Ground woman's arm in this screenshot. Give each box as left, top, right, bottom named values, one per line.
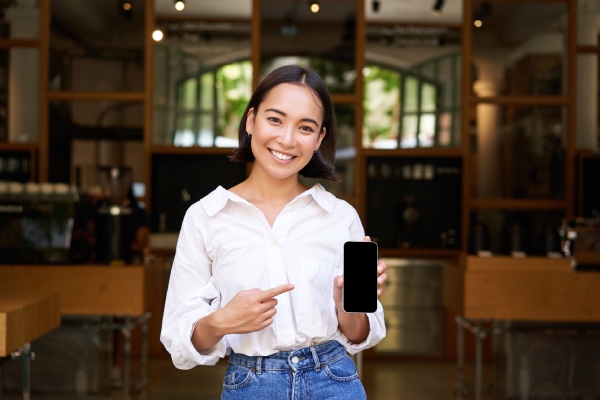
left=191, top=284, right=295, bottom=352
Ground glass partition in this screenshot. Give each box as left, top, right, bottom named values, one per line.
left=577, top=54, right=600, bottom=150
left=577, top=1, right=600, bottom=46
left=0, top=1, right=40, bottom=40
left=0, top=48, right=39, bottom=143
left=471, top=105, right=566, bottom=200
left=260, top=0, right=356, bottom=93
left=364, top=24, right=461, bottom=148
left=471, top=2, right=568, bottom=97
left=49, top=0, right=146, bottom=92
left=153, top=21, right=252, bottom=146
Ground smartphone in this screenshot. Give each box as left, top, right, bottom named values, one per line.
left=343, top=241, right=378, bottom=313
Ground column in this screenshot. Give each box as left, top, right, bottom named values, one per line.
left=576, top=15, right=600, bottom=149
left=473, top=80, right=502, bottom=198
left=5, top=0, right=39, bottom=143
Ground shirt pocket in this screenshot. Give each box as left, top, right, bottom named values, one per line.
left=294, top=258, right=342, bottom=338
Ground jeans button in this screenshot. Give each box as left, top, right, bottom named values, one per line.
left=291, top=356, right=299, bottom=364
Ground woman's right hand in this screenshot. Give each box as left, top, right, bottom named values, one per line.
left=212, top=284, right=295, bottom=335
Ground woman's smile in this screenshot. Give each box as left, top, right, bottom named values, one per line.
left=269, top=149, right=295, bottom=162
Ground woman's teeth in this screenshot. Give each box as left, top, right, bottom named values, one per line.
left=271, top=150, right=293, bottom=160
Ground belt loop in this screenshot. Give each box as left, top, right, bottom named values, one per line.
left=256, top=356, right=263, bottom=375
left=310, top=346, right=321, bottom=372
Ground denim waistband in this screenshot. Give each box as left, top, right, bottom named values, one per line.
left=228, top=340, right=347, bottom=374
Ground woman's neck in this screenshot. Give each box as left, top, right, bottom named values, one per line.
left=232, top=166, right=307, bottom=206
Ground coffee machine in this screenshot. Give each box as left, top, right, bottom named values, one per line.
left=95, top=166, right=134, bottom=264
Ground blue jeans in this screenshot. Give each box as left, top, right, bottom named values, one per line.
left=221, top=340, right=367, bottom=400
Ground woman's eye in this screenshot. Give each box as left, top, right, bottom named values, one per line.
left=299, top=125, right=315, bottom=133
left=268, top=117, right=281, bottom=123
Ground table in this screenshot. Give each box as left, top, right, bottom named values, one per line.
left=0, top=291, right=61, bottom=400
left=456, top=255, right=600, bottom=400
left=0, top=265, right=153, bottom=400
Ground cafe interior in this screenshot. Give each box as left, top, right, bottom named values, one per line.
left=0, top=0, right=600, bottom=399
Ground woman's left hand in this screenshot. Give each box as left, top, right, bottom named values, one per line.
left=333, top=236, right=388, bottom=307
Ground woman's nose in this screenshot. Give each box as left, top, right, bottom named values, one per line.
left=278, top=127, right=297, bottom=147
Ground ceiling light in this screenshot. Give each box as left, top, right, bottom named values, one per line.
left=372, top=0, right=380, bottom=13
left=310, top=2, right=319, bottom=13
left=431, top=0, right=444, bottom=16
left=122, top=1, right=131, bottom=11
left=152, top=29, right=164, bottom=41
left=474, top=20, right=483, bottom=28
left=174, top=0, right=185, bottom=11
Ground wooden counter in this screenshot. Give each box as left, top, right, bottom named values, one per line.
left=463, top=256, right=600, bottom=322
left=0, top=292, right=60, bottom=357
left=0, top=265, right=146, bottom=316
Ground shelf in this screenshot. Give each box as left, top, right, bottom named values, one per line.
left=575, top=251, right=600, bottom=265
left=577, top=45, right=600, bottom=54
left=0, top=39, right=39, bottom=48
left=47, top=91, right=145, bottom=102
left=363, top=148, right=463, bottom=158
left=469, top=95, right=569, bottom=106
left=378, top=248, right=462, bottom=258
left=0, top=143, right=37, bottom=152
left=151, top=145, right=236, bottom=155
left=468, top=198, right=567, bottom=210
left=330, top=93, right=357, bottom=104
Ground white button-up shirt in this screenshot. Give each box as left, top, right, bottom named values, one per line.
left=160, top=184, right=386, bottom=369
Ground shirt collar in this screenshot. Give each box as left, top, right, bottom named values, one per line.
left=200, top=183, right=336, bottom=217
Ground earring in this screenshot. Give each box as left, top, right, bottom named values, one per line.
left=247, top=131, right=252, bottom=137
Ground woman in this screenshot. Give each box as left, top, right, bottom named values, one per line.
left=161, top=64, right=387, bottom=399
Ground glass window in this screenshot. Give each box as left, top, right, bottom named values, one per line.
left=362, top=53, right=461, bottom=149
left=362, top=65, right=400, bottom=149
left=153, top=20, right=252, bottom=146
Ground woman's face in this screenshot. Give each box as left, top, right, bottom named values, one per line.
left=246, top=83, right=326, bottom=181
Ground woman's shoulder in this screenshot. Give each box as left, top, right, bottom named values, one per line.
left=311, top=184, right=358, bottom=216
left=186, top=186, right=230, bottom=218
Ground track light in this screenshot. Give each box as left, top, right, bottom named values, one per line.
left=372, top=0, right=380, bottom=13
left=310, top=2, right=319, bottom=13
left=152, top=29, right=164, bottom=41
left=432, top=0, right=444, bottom=16
left=174, top=0, right=185, bottom=11
left=119, top=0, right=133, bottom=20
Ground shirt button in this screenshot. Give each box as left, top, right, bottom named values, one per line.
left=273, top=240, right=278, bottom=246
left=291, top=356, right=299, bottom=364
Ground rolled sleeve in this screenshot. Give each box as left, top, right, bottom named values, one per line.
left=160, top=205, right=225, bottom=368
left=339, top=301, right=386, bottom=354
left=168, top=298, right=227, bottom=368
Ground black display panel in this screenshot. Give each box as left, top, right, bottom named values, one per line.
left=343, top=241, right=378, bottom=313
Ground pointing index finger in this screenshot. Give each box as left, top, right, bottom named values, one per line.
left=260, top=284, right=294, bottom=301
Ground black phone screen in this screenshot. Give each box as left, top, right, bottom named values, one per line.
left=343, top=241, right=378, bottom=313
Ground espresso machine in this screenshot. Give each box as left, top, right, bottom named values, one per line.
left=95, top=166, right=134, bottom=264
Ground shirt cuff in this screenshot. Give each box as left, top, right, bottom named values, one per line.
left=339, top=303, right=386, bottom=355
left=171, top=308, right=227, bottom=369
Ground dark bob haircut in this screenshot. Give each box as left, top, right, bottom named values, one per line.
left=229, top=64, right=339, bottom=182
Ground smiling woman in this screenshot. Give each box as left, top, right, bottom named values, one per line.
left=160, top=65, right=388, bottom=399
